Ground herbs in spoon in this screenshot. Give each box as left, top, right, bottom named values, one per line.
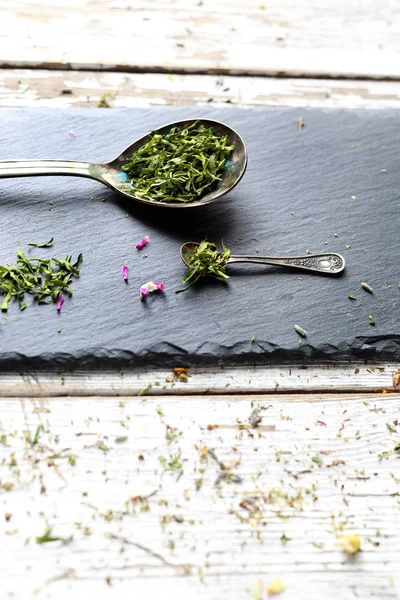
left=122, top=122, right=235, bottom=203
left=0, top=247, right=82, bottom=312
left=177, top=240, right=230, bottom=293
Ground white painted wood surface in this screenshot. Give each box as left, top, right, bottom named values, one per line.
left=1, top=0, right=400, bottom=79
left=1, top=393, right=399, bottom=599
left=2, top=3, right=400, bottom=598
left=0, top=363, right=399, bottom=397
left=2, top=70, right=400, bottom=109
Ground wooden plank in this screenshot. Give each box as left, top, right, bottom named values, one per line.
left=2, top=69, right=400, bottom=109
left=1, top=393, right=399, bottom=599
left=1, top=1, right=400, bottom=79
left=0, top=363, right=399, bottom=397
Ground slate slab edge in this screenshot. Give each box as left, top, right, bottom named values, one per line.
left=1, top=335, right=399, bottom=371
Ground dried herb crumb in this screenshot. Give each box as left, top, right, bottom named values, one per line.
left=361, top=282, right=373, bottom=293
left=28, top=237, right=54, bottom=248
left=294, top=324, right=307, bottom=337
left=36, top=527, right=72, bottom=545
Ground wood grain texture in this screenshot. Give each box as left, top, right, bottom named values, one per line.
left=0, top=393, right=399, bottom=599
left=0, top=364, right=399, bottom=397
left=1, top=0, right=400, bottom=79
left=2, top=69, right=400, bottom=109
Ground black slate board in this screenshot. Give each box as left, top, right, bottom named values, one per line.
left=0, top=107, right=399, bottom=369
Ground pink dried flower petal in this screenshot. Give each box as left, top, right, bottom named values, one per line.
left=56, top=294, right=64, bottom=312
left=139, top=285, right=149, bottom=299
left=139, top=280, right=165, bottom=300
left=68, top=130, right=76, bottom=137
left=122, top=264, right=129, bottom=281
left=136, top=235, right=149, bottom=250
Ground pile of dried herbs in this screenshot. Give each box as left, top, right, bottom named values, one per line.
left=177, top=240, right=230, bottom=293
left=0, top=246, right=82, bottom=312
left=122, top=122, right=235, bottom=203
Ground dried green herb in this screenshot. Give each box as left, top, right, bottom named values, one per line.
left=36, top=527, right=72, bottom=545
left=176, top=240, right=230, bottom=293
left=368, top=314, right=375, bottom=326
left=122, top=122, right=235, bottom=203
left=28, top=237, right=54, bottom=248
left=0, top=248, right=82, bottom=312
left=32, top=426, right=41, bottom=446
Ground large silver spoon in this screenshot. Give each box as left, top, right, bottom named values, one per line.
left=180, top=242, right=346, bottom=274
left=0, top=119, right=247, bottom=209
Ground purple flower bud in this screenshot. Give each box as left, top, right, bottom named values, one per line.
left=139, top=281, right=165, bottom=300
left=136, top=235, right=149, bottom=250
left=56, top=294, right=64, bottom=312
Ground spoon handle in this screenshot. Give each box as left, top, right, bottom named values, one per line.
left=0, top=159, right=95, bottom=179
left=228, top=253, right=345, bottom=274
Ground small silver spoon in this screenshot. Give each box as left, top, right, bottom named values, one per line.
left=0, top=119, right=247, bottom=209
left=180, top=242, right=346, bottom=274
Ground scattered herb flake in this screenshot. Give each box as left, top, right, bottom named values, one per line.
left=294, top=324, right=307, bottom=338
left=361, top=282, right=373, bottom=293
left=115, top=436, right=128, bottom=444
left=280, top=533, right=292, bottom=544
left=32, top=426, right=41, bottom=446
left=96, top=441, right=110, bottom=453
left=368, top=314, right=375, bottom=326
left=28, top=237, right=54, bottom=248
left=36, top=527, right=72, bottom=545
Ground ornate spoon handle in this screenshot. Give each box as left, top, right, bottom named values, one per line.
left=228, top=253, right=345, bottom=274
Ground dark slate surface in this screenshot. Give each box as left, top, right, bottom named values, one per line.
left=0, top=107, right=399, bottom=369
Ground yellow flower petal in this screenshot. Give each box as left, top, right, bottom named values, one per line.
left=267, top=578, right=286, bottom=595
left=337, top=533, right=361, bottom=554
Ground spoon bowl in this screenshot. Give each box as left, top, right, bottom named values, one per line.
left=180, top=242, right=346, bottom=275
left=0, top=119, right=247, bottom=209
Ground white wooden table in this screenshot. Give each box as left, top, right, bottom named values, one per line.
left=1, top=2, right=400, bottom=598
